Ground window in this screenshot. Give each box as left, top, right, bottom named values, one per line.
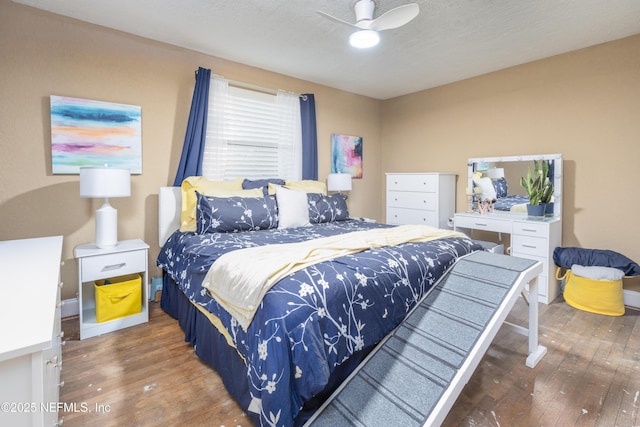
left=202, top=77, right=301, bottom=181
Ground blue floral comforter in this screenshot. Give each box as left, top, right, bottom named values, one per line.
left=157, top=220, right=482, bottom=426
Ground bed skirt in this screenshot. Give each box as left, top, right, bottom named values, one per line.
left=160, top=272, right=373, bottom=426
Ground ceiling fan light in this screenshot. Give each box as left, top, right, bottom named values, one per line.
left=349, top=30, right=379, bottom=48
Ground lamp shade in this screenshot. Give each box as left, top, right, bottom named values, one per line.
left=487, top=167, right=505, bottom=179
left=80, top=167, right=131, bottom=198
left=80, top=166, right=130, bottom=248
left=327, top=173, right=352, bottom=192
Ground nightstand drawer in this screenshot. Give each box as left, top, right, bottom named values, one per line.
left=81, top=250, right=146, bottom=282
left=387, top=191, right=436, bottom=210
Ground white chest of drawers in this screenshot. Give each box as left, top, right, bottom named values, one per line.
left=0, top=236, right=64, bottom=427
left=386, top=173, right=456, bottom=229
left=454, top=212, right=562, bottom=304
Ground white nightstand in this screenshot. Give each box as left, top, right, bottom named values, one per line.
left=74, top=239, right=149, bottom=340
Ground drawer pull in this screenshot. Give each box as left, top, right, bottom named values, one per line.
left=521, top=228, right=538, bottom=233
left=522, top=244, right=538, bottom=249
left=474, top=222, right=488, bottom=227
left=102, top=262, right=126, bottom=272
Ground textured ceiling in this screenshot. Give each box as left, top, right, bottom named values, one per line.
left=12, top=0, right=640, bottom=99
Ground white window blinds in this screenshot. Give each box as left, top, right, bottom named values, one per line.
left=202, top=76, right=302, bottom=181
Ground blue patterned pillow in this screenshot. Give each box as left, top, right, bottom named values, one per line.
left=492, top=177, right=508, bottom=198
left=242, top=178, right=285, bottom=195
left=195, top=192, right=278, bottom=233
left=307, top=193, right=349, bottom=223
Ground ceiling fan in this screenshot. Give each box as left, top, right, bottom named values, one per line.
left=317, top=0, right=420, bottom=48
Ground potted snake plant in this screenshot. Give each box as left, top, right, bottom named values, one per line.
left=520, top=160, right=548, bottom=217
left=541, top=178, right=554, bottom=216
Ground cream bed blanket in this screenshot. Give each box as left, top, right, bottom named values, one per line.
left=202, top=224, right=468, bottom=330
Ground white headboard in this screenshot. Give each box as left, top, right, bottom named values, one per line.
left=158, top=186, right=181, bottom=247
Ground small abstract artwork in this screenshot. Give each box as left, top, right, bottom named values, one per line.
left=50, top=95, right=142, bottom=174
left=331, top=133, right=363, bottom=178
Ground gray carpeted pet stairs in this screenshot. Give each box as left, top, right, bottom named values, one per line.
left=305, top=251, right=545, bottom=427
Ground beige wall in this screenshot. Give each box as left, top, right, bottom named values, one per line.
left=0, top=1, right=382, bottom=300
left=381, top=34, right=640, bottom=265
left=1, top=0, right=639, bottom=303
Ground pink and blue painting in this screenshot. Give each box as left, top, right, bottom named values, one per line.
left=50, top=95, right=142, bottom=174
left=331, top=133, right=363, bottom=178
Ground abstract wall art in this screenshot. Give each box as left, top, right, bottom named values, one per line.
left=50, top=95, right=142, bottom=174
left=330, top=133, right=363, bottom=178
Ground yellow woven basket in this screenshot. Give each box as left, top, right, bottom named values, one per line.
left=558, top=268, right=624, bottom=316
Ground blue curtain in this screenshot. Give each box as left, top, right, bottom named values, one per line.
left=172, top=67, right=211, bottom=186
left=300, top=94, right=318, bottom=180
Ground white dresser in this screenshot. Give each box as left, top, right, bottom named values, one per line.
left=454, top=212, right=562, bottom=304
left=0, top=236, right=64, bottom=427
left=386, top=173, right=456, bottom=229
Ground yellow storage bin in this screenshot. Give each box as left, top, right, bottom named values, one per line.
left=558, top=268, right=624, bottom=316
left=95, top=273, right=142, bottom=323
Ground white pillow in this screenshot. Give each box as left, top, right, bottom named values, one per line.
left=275, top=186, right=310, bottom=229
left=571, top=265, right=625, bottom=281
left=476, top=177, right=497, bottom=200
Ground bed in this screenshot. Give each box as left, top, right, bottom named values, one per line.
left=156, top=181, right=486, bottom=426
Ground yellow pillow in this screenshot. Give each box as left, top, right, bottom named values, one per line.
left=180, top=176, right=252, bottom=232
left=283, top=180, right=327, bottom=195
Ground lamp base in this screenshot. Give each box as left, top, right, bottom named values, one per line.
left=95, top=200, right=118, bottom=248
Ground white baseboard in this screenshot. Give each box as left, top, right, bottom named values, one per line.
left=624, top=289, right=640, bottom=309
left=62, top=298, right=79, bottom=318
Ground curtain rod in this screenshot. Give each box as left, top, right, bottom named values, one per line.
left=213, top=74, right=306, bottom=99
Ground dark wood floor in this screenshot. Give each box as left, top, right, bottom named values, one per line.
left=60, top=298, right=640, bottom=426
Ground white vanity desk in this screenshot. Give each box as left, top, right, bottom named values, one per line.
left=454, top=211, right=561, bottom=304
left=454, top=154, right=563, bottom=304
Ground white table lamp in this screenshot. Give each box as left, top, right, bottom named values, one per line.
left=327, top=173, right=352, bottom=193
left=80, top=166, right=131, bottom=248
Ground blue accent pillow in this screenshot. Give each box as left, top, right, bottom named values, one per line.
left=307, top=193, right=349, bottom=223
left=242, top=178, right=285, bottom=195
left=195, top=192, right=278, bottom=233
left=492, top=177, right=508, bottom=198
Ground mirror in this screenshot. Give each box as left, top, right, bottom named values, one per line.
left=467, top=154, right=563, bottom=218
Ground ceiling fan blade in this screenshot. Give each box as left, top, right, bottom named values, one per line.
left=369, top=3, right=419, bottom=32
left=316, top=10, right=359, bottom=29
